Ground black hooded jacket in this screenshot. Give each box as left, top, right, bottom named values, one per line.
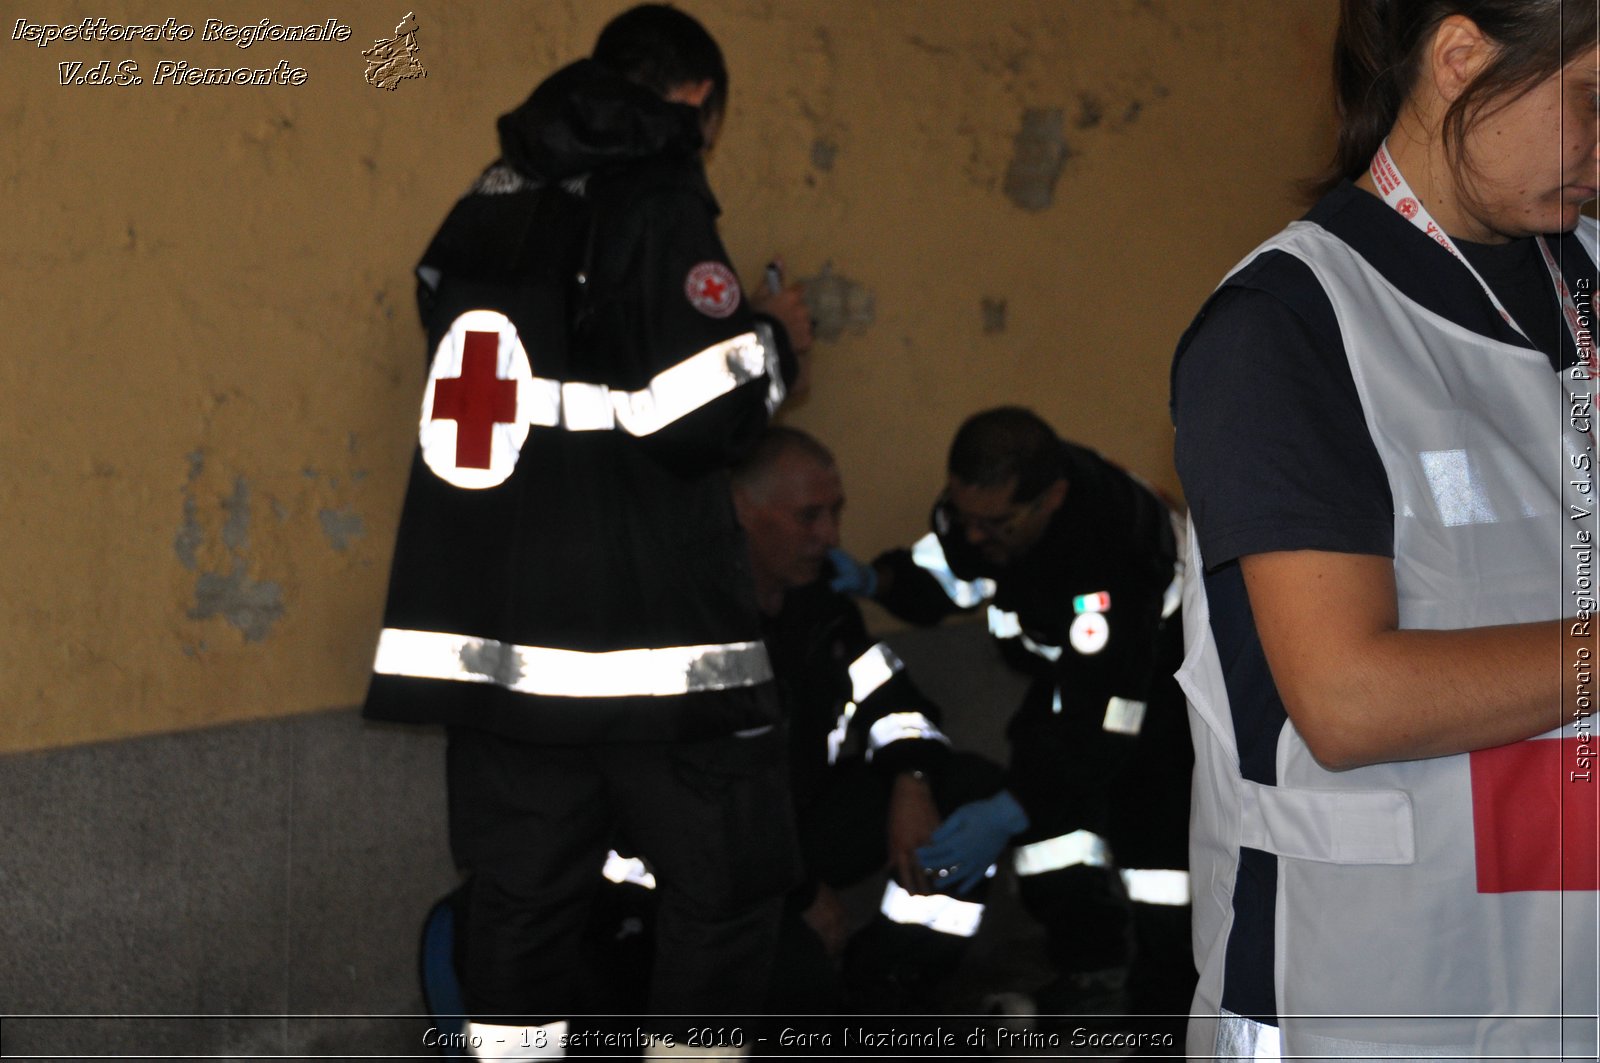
left=364, top=61, right=795, bottom=744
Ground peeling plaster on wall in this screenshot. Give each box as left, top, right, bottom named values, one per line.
left=175, top=457, right=287, bottom=643
left=221, top=477, right=251, bottom=553
left=1003, top=108, right=1072, bottom=212
left=810, top=139, right=838, bottom=173
left=188, top=563, right=285, bottom=644
left=904, top=33, right=957, bottom=58
left=982, top=298, right=1008, bottom=335
left=1075, top=93, right=1105, bottom=130
left=174, top=497, right=203, bottom=572
left=174, top=450, right=206, bottom=571
left=805, top=265, right=876, bottom=343
left=319, top=508, right=366, bottom=553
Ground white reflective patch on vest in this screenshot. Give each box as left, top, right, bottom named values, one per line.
left=1102, top=696, right=1146, bottom=735
left=1215, top=1010, right=1281, bottom=1061
left=421, top=309, right=536, bottom=490
left=847, top=643, right=903, bottom=703
left=1068, top=611, right=1110, bottom=655
left=602, top=850, right=658, bottom=890
left=1120, top=868, right=1191, bottom=906
left=911, top=533, right=996, bottom=608
left=879, top=880, right=985, bottom=937
left=1012, top=829, right=1111, bottom=876
left=373, top=628, right=773, bottom=697
left=866, top=712, right=949, bottom=760
left=1419, top=449, right=1499, bottom=527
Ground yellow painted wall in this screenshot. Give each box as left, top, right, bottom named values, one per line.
left=3, top=1, right=1337, bottom=753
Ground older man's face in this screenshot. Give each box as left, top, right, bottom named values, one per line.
left=737, top=451, right=845, bottom=592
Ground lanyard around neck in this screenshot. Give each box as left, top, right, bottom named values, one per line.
left=1369, top=140, right=1594, bottom=376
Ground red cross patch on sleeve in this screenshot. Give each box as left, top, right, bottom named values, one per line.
left=685, top=261, right=741, bottom=319
left=420, top=309, right=537, bottom=490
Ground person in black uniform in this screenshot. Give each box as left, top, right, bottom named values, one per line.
left=362, top=6, right=812, bottom=1057
left=836, top=406, right=1192, bottom=1025
left=730, top=427, right=1007, bottom=1016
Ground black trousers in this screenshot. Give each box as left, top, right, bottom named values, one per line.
left=780, top=752, right=1007, bottom=1014
left=446, top=725, right=801, bottom=1025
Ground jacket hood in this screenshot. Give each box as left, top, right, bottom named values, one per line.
left=497, top=60, right=706, bottom=182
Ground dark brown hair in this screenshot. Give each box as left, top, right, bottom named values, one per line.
left=947, top=407, right=1064, bottom=505
left=1311, top=0, right=1596, bottom=197
left=593, top=4, right=729, bottom=124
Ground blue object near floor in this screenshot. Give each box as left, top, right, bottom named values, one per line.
left=420, top=894, right=469, bottom=1058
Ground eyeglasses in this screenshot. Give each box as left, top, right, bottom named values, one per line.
left=937, top=491, right=1044, bottom=539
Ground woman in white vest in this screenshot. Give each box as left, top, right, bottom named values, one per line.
left=1171, top=1, right=1598, bottom=1058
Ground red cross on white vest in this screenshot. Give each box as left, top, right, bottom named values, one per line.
left=431, top=330, right=517, bottom=469
left=1471, top=738, right=1599, bottom=892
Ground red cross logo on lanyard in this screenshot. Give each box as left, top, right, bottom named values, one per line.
left=431, top=330, right=517, bottom=470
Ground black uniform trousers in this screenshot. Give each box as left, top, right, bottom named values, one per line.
left=1106, top=618, right=1196, bottom=1040
left=446, top=724, right=800, bottom=1028
left=774, top=751, right=1006, bottom=1015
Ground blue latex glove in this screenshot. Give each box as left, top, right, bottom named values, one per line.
left=915, top=790, right=1030, bottom=895
left=827, top=547, right=878, bottom=598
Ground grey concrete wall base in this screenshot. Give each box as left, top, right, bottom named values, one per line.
left=0, top=708, right=458, bottom=1059
left=0, top=619, right=1039, bottom=1057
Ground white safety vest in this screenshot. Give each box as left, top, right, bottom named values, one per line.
left=1180, top=220, right=1600, bottom=1061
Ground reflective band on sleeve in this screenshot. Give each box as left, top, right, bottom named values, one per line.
left=602, top=850, right=658, bottom=891
left=1012, top=829, right=1112, bottom=876
left=826, top=701, right=857, bottom=766
left=847, top=642, right=903, bottom=703
left=609, top=332, right=770, bottom=436
left=866, top=712, right=950, bottom=759
left=561, top=379, right=616, bottom=431
left=519, top=331, right=771, bottom=436
left=910, top=533, right=996, bottom=608
left=753, top=319, right=786, bottom=415
left=879, top=880, right=985, bottom=938
left=468, top=1021, right=569, bottom=1060
left=987, top=606, right=1063, bottom=661
left=987, top=606, right=1021, bottom=639
left=373, top=628, right=773, bottom=698
left=1215, top=1011, right=1282, bottom=1061
left=1119, top=867, right=1191, bottom=906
